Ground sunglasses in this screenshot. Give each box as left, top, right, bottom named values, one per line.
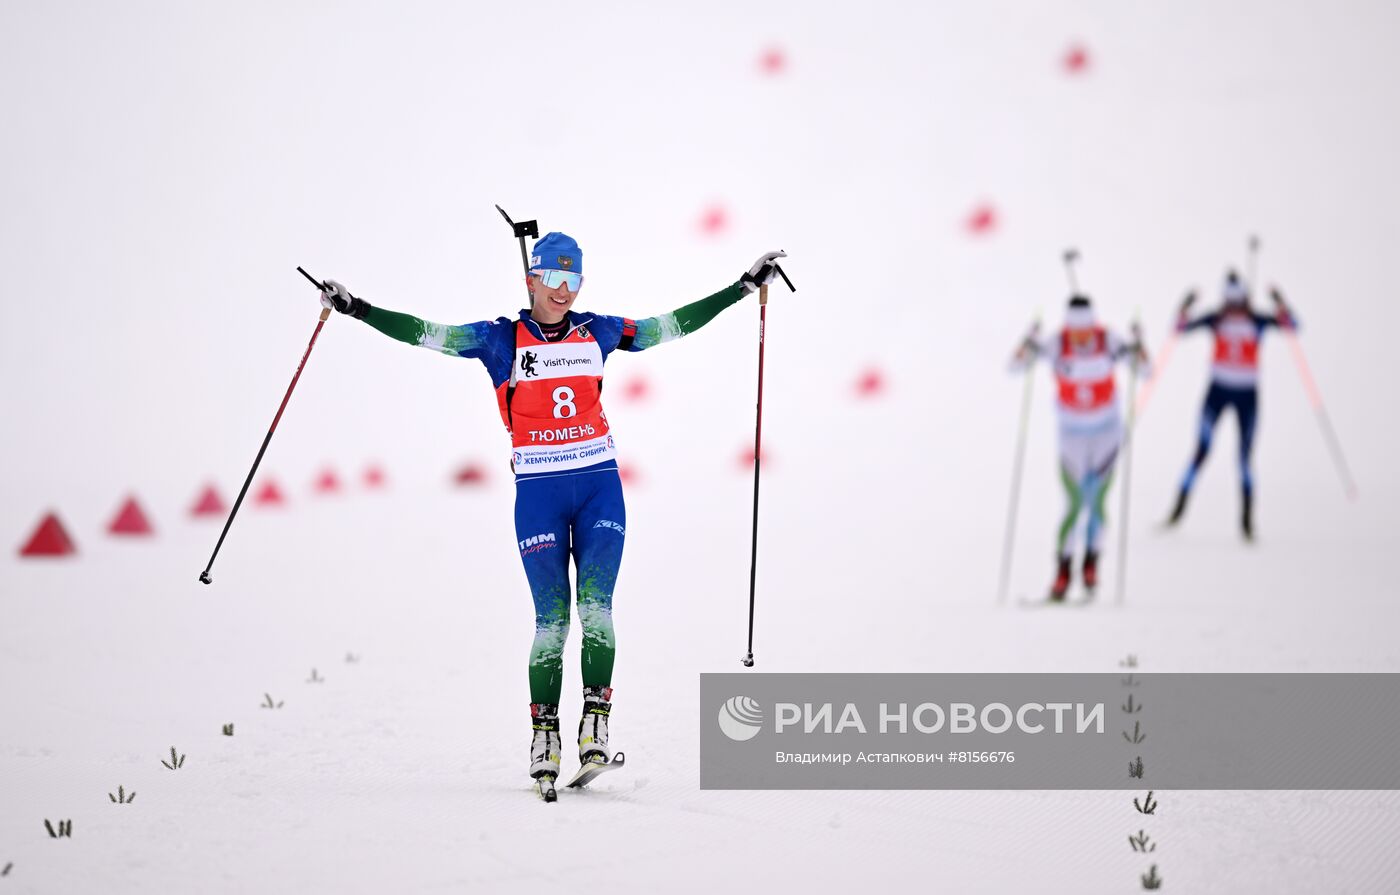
left=533, top=269, right=584, bottom=292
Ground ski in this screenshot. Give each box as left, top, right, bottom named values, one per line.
left=565, top=751, right=626, bottom=789
left=1018, top=592, right=1096, bottom=608
left=535, top=774, right=558, bottom=803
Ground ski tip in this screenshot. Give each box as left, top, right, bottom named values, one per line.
left=536, top=775, right=558, bottom=802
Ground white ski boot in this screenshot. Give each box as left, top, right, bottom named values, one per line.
left=577, top=685, right=612, bottom=766
left=562, top=685, right=626, bottom=788
left=529, top=703, right=561, bottom=802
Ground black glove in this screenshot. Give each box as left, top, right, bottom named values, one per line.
left=319, top=279, right=371, bottom=319
left=1179, top=290, right=1197, bottom=314
left=739, top=250, right=787, bottom=295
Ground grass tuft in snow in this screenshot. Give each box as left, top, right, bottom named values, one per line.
left=1141, top=864, right=1163, bottom=889
left=43, top=819, right=71, bottom=838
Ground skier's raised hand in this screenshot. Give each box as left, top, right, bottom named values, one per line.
left=1129, top=321, right=1152, bottom=373
left=739, top=250, right=787, bottom=295
left=1011, top=322, right=1041, bottom=367
left=319, top=279, right=369, bottom=318
left=319, top=279, right=355, bottom=313
left=1178, top=290, right=1197, bottom=315
left=1269, top=286, right=1297, bottom=329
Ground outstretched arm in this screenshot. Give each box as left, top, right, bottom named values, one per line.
left=623, top=282, right=748, bottom=351
left=360, top=306, right=493, bottom=358
left=1174, top=290, right=1215, bottom=333
left=320, top=279, right=493, bottom=359
left=614, top=250, right=787, bottom=352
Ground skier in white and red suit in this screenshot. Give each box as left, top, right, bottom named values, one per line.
left=1011, top=295, right=1149, bottom=600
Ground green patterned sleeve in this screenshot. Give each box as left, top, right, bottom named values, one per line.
left=629, top=282, right=748, bottom=351
left=360, top=305, right=491, bottom=358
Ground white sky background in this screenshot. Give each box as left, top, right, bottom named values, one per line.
left=3, top=3, right=1400, bottom=890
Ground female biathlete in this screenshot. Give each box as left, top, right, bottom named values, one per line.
left=1011, top=295, right=1148, bottom=601
left=317, top=233, right=786, bottom=799
left=1165, top=270, right=1297, bottom=540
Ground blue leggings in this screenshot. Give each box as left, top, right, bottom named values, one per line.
left=514, top=467, right=626, bottom=705
left=1180, top=383, right=1259, bottom=497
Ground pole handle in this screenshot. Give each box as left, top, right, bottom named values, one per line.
left=759, top=283, right=769, bottom=306
left=297, top=268, right=334, bottom=322
left=774, top=264, right=796, bottom=293
left=297, top=266, right=325, bottom=291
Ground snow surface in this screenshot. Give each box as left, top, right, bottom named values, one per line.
left=4, top=0, right=1400, bottom=892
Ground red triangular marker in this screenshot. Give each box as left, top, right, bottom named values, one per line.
left=737, top=445, right=772, bottom=470
left=699, top=204, right=729, bottom=235
left=759, top=46, right=787, bottom=75
left=1063, top=43, right=1090, bottom=74
left=454, top=462, right=487, bottom=486
left=965, top=203, right=998, bottom=235
left=190, top=484, right=227, bottom=517
left=855, top=367, right=886, bottom=398
left=19, top=512, right=77, bottom=557
left=621, top=376, right=651, bottom=402
left=363, top=465, right=387, bottom=489
left=108, top=496, right=154, bottom=536
left=254, top=479, right=286, bottom=506
left=314, top=467, right=341, bottom=494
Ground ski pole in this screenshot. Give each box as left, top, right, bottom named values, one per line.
left=1247, top=234, right=1357, bottom=500
left=1062, top=248, right=1081, bottom=293
left=742, top=264, right=796, bottom=668
left=198, top=267, right=332, bottom=585
left=997, top=314, right=1040, bottom=606
left=1284, top=332, right=1358, bottom=500
left=1115, top=315, right=1144, bottom=606
left=1246, top=233, right=1261, bottom=294
left=1134, top=293, right=1194, bottom=420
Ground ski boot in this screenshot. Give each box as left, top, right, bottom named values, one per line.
left=1082, top=549, right=1099, bottom=594
left=565, top=686, right=624, bottom=788
left=1241, top=492, right=1254, bottom=542
left=1049, top=555, right=1072, bottom=602
left=578, top=685, right=612, bottom=766
left=529, top=703, right=561, bottom=802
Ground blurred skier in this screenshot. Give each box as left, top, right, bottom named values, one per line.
left=1011, top=296, right=1148, bottom=601
left=1165, top=270, right=1297, bottom=540
left=316, top=233, right=787, bottom=799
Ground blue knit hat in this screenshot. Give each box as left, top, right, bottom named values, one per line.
left=530, top=232, right=582, bottom=274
